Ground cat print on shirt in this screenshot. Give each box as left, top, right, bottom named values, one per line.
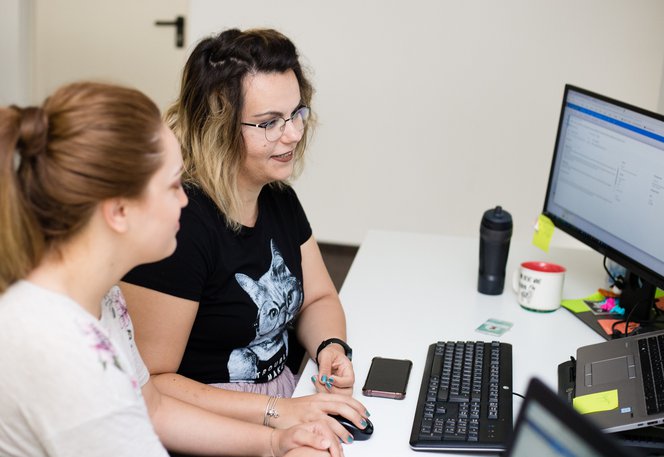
left=230, top=239, right=303, bottom=381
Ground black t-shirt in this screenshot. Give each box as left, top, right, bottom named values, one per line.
left=123, top=184, right=312, bottom=384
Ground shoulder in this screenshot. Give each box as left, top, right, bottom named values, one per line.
left=0, top=281, right=85, bottom=346
left=0, top=282, right=140, bottom=398
left=264, top=182, right=299, bottom=198
left=261, top=183, right=303, bottom=208
left=260, top=183, right=312, bottom=244
left=179, top=184, right=230, bottom=243
left=182, top=184, right=223, bottom=224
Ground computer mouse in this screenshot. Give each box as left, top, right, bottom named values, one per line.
left=329, top=414, right=374, bottom=441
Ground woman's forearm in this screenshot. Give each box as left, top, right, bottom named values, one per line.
left=151, top=372, right=267, bottom=424
left=296, top=295, right=348, bottom=360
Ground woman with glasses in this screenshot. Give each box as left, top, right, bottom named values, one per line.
left=0, top=81, right=343, bottom=457
left=120, top=28, right=368, bottom=443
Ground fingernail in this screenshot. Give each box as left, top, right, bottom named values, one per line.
left=365, top=410, right=371, bottom=417
left=325, top=382, right=332, bottom=390
left=321, top=375, right=328, bottom=383
left=347, top=436, right=354, bottom=443
left=360, top=419, right=368, bottom=427
left=328, top=377, right=334, bottom=384
left=310, top=375, right=316, bottom=384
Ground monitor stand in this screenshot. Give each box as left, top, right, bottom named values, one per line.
left=564, top=270, right=663, bottom=340
left=620, top=271, right=656, bottom=322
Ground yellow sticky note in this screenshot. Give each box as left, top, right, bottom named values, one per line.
left=532, top=214, right=555, bottom=252
left=561, top=292, right=604, bottom=314
left=584, top=292, right=607, bottom=302
left=561, top=299, right=591, bottom=314
left=573, top=389, right=619, bottom=415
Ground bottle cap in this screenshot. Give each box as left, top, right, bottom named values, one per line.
left=481, top=206, right=512, bottom=231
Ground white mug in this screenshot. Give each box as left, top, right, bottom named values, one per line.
left=512, top=261, right=566, bottom=312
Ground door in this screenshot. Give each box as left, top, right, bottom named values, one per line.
left=32, top=0, right=188, bottom=111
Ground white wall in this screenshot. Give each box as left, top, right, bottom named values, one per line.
left=30, top=0, right=188, bottom=112
left=0, top=0, right=33, bottom=105
left=190, top=0, right=664, bottom=247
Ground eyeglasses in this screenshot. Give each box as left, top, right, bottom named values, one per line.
left=241, top=106, right=310, bottom=142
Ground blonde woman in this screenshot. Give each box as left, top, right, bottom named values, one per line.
left=121, top=28, right=370, bottom=443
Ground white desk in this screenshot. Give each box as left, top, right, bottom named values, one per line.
left=294, top=230, right=607, bottom=456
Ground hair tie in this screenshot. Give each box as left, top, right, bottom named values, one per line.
left=17, top=106, right=49, bottom=161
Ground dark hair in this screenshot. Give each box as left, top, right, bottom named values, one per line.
left=165, top=28, right=315, bottom=231
left=0, top=81, right=163, bottom=291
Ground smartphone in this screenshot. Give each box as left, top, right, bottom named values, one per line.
left=362, top=357, right=413, bottom=399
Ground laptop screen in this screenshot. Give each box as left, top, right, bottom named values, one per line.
left=506, top=378, right=636, bottom=457
left=510, top=400, right=610, bottom=457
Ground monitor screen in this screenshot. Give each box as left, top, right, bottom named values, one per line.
left=543, top=85, right=664, bottom=319
left=506, top=378, right=635, bottom=457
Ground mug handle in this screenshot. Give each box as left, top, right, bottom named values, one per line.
left=512, top=269, right=520, bottom=293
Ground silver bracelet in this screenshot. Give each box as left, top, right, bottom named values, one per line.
left=269, top=428, right=277, bottom=457
left=263, top=395, right=280, bottom=427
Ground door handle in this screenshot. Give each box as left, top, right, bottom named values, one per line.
left=155, top=16, right=185, bottom=48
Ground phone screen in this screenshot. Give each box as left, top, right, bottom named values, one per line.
left=362, top=357, right=413, bottom=399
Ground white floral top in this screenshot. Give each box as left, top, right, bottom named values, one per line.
left=0, top=281, right=167, bottom=457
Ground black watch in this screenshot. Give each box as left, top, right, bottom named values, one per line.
left=316, top=338, right=353, bottom=364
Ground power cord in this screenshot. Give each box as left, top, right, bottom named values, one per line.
left=602, top=256, right=621, bottom=288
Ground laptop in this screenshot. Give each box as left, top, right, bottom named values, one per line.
left=506, top=377, right=637, bottom=457
left=574, top=329, right=664, bottom=433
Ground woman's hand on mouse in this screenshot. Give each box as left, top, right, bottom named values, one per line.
left=273, top=393, right=370, bottom=443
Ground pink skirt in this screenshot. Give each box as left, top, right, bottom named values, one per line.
left=209, top=366, right=300, bottom=398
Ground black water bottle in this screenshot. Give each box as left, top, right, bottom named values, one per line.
left=478, top=206, right=513, bottom=295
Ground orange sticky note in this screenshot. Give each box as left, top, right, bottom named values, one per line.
left=598, top=319, right=639, bottom=336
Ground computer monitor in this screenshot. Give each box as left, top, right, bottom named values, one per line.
left=505, top=378, right=637, bottom=457
left=543, top=84, right=664, bottom=322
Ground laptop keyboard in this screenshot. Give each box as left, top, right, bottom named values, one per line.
left=638, top=333, right=664, bottom=415
left=409, top=341, right=513, bottom=452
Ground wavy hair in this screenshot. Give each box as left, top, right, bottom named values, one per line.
left=165, top=28, right=315, bottom=231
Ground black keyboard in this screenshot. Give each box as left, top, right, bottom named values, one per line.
left=638, top=333, right=664, bottom=415
left=409, top=341, right=513, bottom=452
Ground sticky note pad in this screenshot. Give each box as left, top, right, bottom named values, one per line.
left=598, top=319, right=639, bottom=336
left=532, top=214, right=555, bottom=252
left=561, top=291, right=604, bottom=313
left=561, top=299, right=591, bottom=314
left=573, top=389, right=619, bottom=415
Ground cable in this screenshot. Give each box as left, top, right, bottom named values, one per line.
left=512, top=391, right=525, bottom=400
left=602, top=256, right=663, bottom=338
left=603, top=256, right=616, bottom=284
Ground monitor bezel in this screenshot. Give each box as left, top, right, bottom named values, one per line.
left=542, top=84, right=664, bottom=294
